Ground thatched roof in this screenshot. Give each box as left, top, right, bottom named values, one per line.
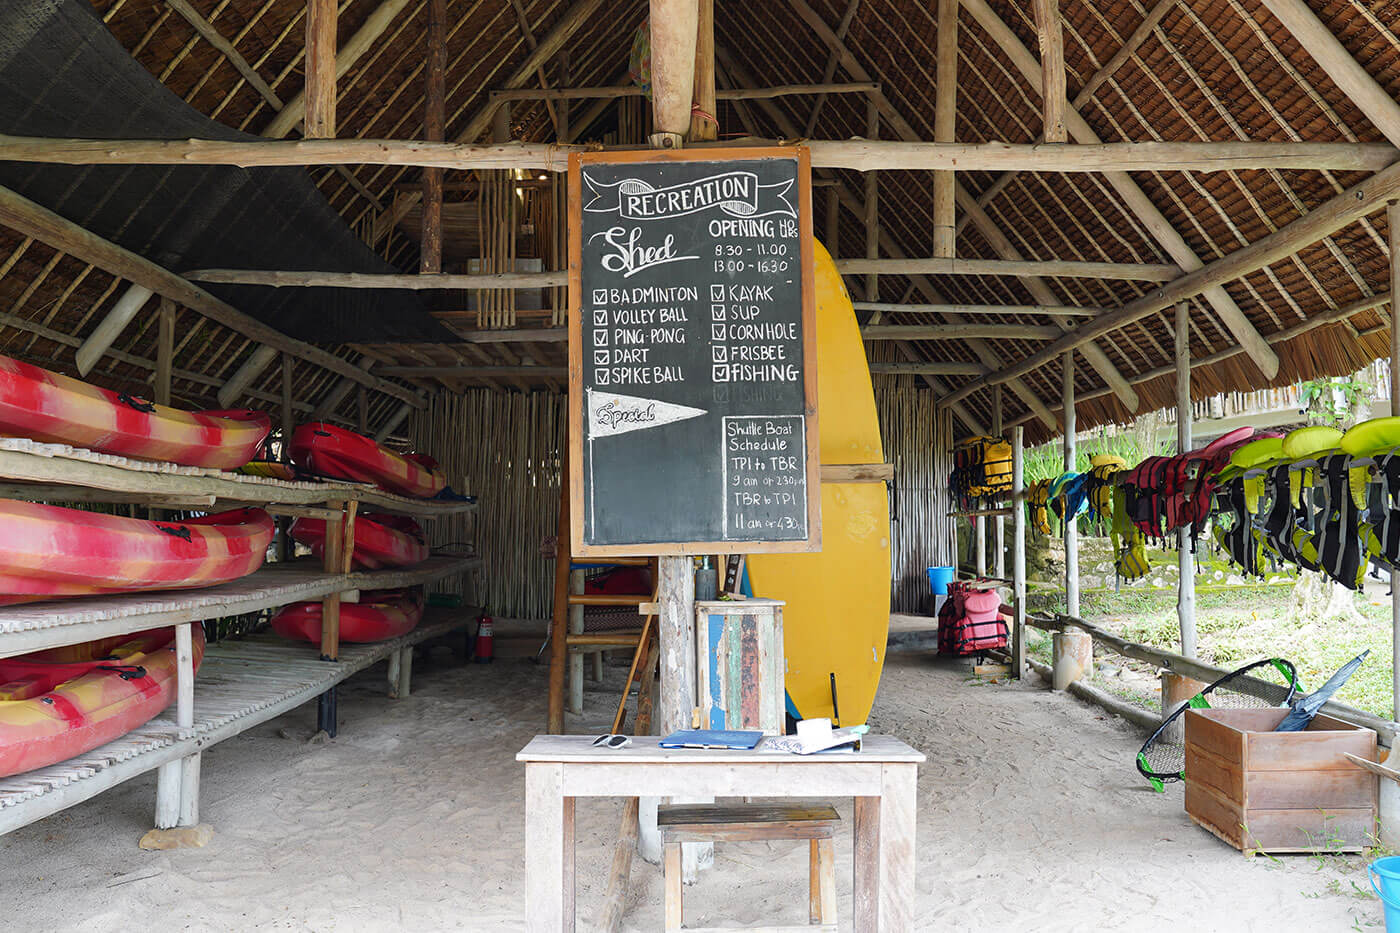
left=0, top=0, right=1397, bottom=440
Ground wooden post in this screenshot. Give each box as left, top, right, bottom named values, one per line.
left=992, top=383, right=1005, bottom=579
left=280, top=353, right=295, bottom=457
left=76, top=284, right=154, bottom=376
left=567, top=568, right=586, bottom=714
left=824, top=186, right=839, bottom=255
left=932, top=0, right=957, bottom=258
left=548, top=462, right=570, bottom=733
left=649, top=0, right=700, bottom=142
left=1031, top=0, right=1066, bottom=143
left=1011, top=426, right=1026, bottom=677
left=688, top=0, right=717, bottom=142
left=1062, top=350, right=1078, bottom=618
left=1390, top=201, right=1400, bottom=723
left=419, top=0, right=446, bottom=274
left=863, top=96, right=878, bottom=302
left=304, top=0, right=337, bottom=139
left=657, top=556, right=696, bottom=736
left=155, top=298, right=174, bottom=407
left=357, top=386, right=368, bottom=434
left=1051, top=628, right=1092, bottom=690
left=1175, top=301, right=1197, bottom=659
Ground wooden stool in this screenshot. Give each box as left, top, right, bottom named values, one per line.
left=658, top=803, right=839, bottom=932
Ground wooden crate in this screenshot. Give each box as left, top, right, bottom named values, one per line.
left=1184, top=708, right=1378, bottom=856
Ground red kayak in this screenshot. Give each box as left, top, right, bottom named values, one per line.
left=0, top=353, right=271, bottom=469
left=0, top=625, right=205, bottom=776
left=290, top=512, right=429, bottom=570
left=270, top=589, right=425, bottom=645
left=288, top=423, right=446, bottom=499
left=0, top=501, right=274, bottom=604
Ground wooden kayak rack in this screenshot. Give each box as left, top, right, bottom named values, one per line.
left=0, top=437, right=482, bottom=847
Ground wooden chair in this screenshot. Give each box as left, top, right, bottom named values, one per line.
left=658, top=803, right=839, bottom=932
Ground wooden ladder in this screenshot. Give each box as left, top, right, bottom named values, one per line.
left=547, top=458, right=659, bottom=733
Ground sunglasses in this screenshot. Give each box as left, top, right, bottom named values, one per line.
left=590, top=733, right=631, bottom=749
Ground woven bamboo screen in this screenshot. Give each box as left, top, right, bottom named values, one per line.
left=877, top=385, right=955, bottom=613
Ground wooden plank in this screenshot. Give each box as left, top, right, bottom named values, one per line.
left=820, top=463, right=893, bottom=482
left=1184, top=710, right=1246, bottom=765
left=1245, top=769, right=1376, bottom=810
left=853, top=796, right=879, bottom=933
left=1237, top=806, right=1374, bottom=853
left=837, top=256, right=1179, bottom=281
left=1185, top=743, right=1245, bottom=805
left=303, top=0, right=337, bottom=139
left=1185, top=781, right=1245, bottom=850
left=1246, top=726, right=1376, bottom=772
left=862, top=323, right=1061, bottom=340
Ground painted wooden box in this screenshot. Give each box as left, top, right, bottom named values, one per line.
left=695, top=599, right=785, bottom=735
left=1184, top=708, right=1378, bottom=856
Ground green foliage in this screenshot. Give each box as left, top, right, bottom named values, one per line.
left=1299, top=374, right=1375, bottom=429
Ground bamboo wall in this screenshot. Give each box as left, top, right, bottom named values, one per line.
left=408, top=390, right=564, bottom=618
left=876, top=385, right=955, bottom=613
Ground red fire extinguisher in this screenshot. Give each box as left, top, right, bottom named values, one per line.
left=473, top=607, right=494, bottom=664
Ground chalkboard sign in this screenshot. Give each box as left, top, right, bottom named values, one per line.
left=567, top=148, right=820, bottom=557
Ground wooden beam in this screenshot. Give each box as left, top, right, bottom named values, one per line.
left=378, top=364, right=567, bottom=378
left=1390, top=202, right=1400, bottom=723
left=1175, top=300, right=1195, bottom=659
left=864, top=96, right=879, bottom=301
left=945, top=156, right=1400, bottom=406
left=374, top=401, right=414, bottom=441
left=1032, top=0, right=1066, bottom=143
left=862, top=323, right=1061, bottom=340
left=855, top=301, right=1101, bottom=317
left=960, top=0, right=1279, bottom=378
left=1258, top=0, right=1400, bottom=148
left=155, top=298, right=175, bottom=408
left=419, top=0, right=446, bottom=275
left=455, top=0, right=610, bottom=144
left=218, top=345, right=279, bottom=408
left=836, top=257, right=1178, bottom=281
left=264, top=0, right=413, bottom=139
left=932, top=0, right=957, bottom=258
left=0, top=183, right=422, bottom=407
left=506, top=0, right=561, bottom=137
left=689, top=0, right=717, bottom=141
left=869, top=361, right=987, bottom=375
left=492, top=82, right=879, bottom=103
left=803, top=0, right=863, bottom=137
left=75, top=284, right=154, bottom=376
left=650, top=0, right=701, bottom=140
left=0, top=134, right=1390, bottom=174
left=1062, top=350, right=1077, bottom=617
left=303, top=0, right=338, bottom=139
left=163, top=0, right=283, bottom=108
left=314, top=358, right=376, bottom=419
left=185, top=269, right=566, bottom=289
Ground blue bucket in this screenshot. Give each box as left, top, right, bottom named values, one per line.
left=927, top=566, right=955, bottom=597
left=1370, top=856, right=1400, bottom=931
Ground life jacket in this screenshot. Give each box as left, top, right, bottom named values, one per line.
left=1026, top=479, right=1052, bottom=535
left=1049, top=471, right=1091, bottom=527
left=1259, top=463, right=1319, bottom=573
left=1370, top=452, right=1400, bottom=567
left=1311, top=453, right=1368, bottom=590
left=1085, top=455, right=1126, bottom=531
left=950, top=436, right=1013, bottom=506
left=1120, top=455, right=1195, bottom=541
left=1212, top=476, right=1267, bottom=578
left=1110, top=483, right=1150, bottom=581
left=937, top=581, right=1009, bottom=656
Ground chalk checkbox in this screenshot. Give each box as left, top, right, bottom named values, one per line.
left=593, top=349, right=610, bottom=366
left=710, top=284, right=725, bottom=301
left=596, top=369, right=610, bottom=386
left=711, top=324, right=726, bottom=341
left=592, top=288, right=608, bottom=305
left=711, top=304, right=726, bottom=321
left=593, top=328, right=609, bottom=346
left=712, top=364, right=730, bottom=383
left=592, top=309, right=608, bottom=326
left=712, top=346, right=728, bottom=363
left=713, top=385, right=729, bottom=403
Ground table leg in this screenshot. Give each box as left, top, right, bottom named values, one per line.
left=878, top=763, right=918, bottom=931
left=853, top=795, right=880, bottom=933
left=525, top=762, right=575, bottom=932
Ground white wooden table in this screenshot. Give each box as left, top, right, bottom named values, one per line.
left=517, top=734, right=925, bottom=932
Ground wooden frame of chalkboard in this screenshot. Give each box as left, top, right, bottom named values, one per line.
left=567, top=147, right=820, bottom=557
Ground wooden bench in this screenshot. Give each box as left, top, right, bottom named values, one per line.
left=658, top=803, right=840, bottom=932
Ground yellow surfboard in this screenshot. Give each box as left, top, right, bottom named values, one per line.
left=746, top=240, right=891, bottom=726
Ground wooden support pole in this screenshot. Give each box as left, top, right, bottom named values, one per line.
left=837, top=257, right=1178, bottom=281
left=649, top=0, right=700, bottom=141
left=174, top=622, right=199, bottom=827
left=992, top=384, right=1005, bottom=580
left=855, top=301, right=1100, bottom=317
left=281, top=353, right=295, bottom=461
left=217, top=344, right=279, bottom=408
left=689, top=0, right=717, bottom=141
left=155, top=298, right=174, bottom=408
left=824, top=186, right=839, bottom=255
left=1031, top=0, right=1066, bottom=143
left=868, top=361, right=987, bottom=376
left=932, top=0, right=957, bottom=258
left=1390, top=201, right=1400, bottom=723
left=303, top=0, right=338, bottom=139
left=1062, top=351, right=1078, bottom=619
left=374, top=400, right=414, bottom=442
left=357, top=386, right=369, bottom=434
left=864, top=96, right=879, bottom=301
left=1175, top=301, right=1196, bottom=659
left=548, top=458, right=570, bottom=734
left=566, top=568, right=586, bottom=715
left=862, top=323, right=1061, bottom=340
left=1011, top=426, right=1026, bottom=677
left=419, top=0, right=446, bottom=274
left=75, top=284, right=154, bottom=376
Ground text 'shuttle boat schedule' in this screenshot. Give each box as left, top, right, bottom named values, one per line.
left=568, top=149, right=819, bottom=554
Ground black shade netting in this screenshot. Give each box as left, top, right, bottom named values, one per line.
left=0, top=1, right=453, bottom=344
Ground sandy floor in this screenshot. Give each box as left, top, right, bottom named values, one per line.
left=1, top=639, right=1383, bottom=931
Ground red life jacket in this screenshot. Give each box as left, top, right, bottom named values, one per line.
left=938, top=582, right=1009, bottom=655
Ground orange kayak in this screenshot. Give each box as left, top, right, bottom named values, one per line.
left=0, top=502, right=274, bottom=604
left=289, top=423, right=446, bottom=499
left=290, top=512, right=428, bottom=570
left=0, top=353, right=271, bottom=469
left=270, top=589, right=425, bottom=644
left=0, top=625, right=205, bottom=777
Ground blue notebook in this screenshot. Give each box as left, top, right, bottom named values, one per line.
left=659, top=729, right=764, bottom=750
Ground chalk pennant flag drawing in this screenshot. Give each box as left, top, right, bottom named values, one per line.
left=586, top=388, right=707, bottom=438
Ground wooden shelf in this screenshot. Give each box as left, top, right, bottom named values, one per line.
left=0, top=555, right=480, bottom=659
left=0, top=610, right=473, bottom=836
left=0, top=438, right=477, bottom=518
